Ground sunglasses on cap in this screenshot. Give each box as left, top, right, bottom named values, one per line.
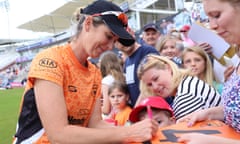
left=92, top=11, right=128, bottom=27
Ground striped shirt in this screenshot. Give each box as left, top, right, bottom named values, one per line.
left=173, top=76, right=222, bottom=120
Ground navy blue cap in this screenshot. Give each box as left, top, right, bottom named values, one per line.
left=143, top=23, right=158, bottom=32
left=82, top=0, right=135, bottom=46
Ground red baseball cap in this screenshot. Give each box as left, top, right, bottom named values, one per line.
left=129, top=96, right=174, bottom=123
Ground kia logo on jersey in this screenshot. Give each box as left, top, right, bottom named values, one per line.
left=39, top=58, right=57, bottom=68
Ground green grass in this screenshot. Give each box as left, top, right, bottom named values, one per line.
left=0, top=88, right=24, bottom=144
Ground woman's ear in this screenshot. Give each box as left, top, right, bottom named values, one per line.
left=84, top=16, right=92, bottom=32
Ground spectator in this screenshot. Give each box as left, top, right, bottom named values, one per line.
left=155, top=35, right=183, bottom=67
left=137, top=54, right=222, bottom=120
left=181, top=46, right=223, bottom=94
left=115, top=27, right=159, bottom=107
left=99, top=51, right=125, bottom=115
left=129, top=96, right=175, bottom=128
left=105, top=81, right=132, bottom=126
left=13, top=1, right=158, bottom=143
left=141, top=23, right=161, bottom=48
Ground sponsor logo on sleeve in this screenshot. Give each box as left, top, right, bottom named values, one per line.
left=39, top=58, right=57, bottom=68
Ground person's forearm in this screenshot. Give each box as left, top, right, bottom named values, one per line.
left=93, top=119, right=116, bottom=128
left=48, top=125, right=127, bottom=144
left=207, top=106, right=224, bottom=120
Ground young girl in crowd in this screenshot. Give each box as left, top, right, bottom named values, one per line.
left=177, top=0, right=240, bottom=143
left=105, top=81, right=132, bottom=126
left=155, top=35, right=182, bottom=66
left=129, top=96, right=175, bottom=128
left=137, top=54, right=222, bottom=120
left=181, top=46, right=223, bottom=94
left=99, top=51, right=125, bottom=115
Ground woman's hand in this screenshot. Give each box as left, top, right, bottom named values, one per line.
left=123, top=118, right=159, bottom=142
left=197, top=42, right=212, bottom=54
left=177, top=109, right=209, bottom=127
left=177, top=107, right=224, bottom=127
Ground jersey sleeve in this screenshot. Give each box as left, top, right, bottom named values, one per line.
left=28, top=48, right=65, bottom=86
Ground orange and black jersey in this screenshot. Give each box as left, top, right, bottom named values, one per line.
left=13, top=44, right=101, bottom=144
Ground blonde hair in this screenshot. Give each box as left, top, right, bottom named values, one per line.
left=155, top=35, right=178, bottom=53
left=137, top=54, right=191, bottom=95
left=181, top=46, right=214, bottom=85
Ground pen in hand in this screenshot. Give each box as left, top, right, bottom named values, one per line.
left=147, top=105, right=152, bottom=119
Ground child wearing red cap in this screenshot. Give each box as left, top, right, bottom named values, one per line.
left=129, top=96, right=175, bottom=128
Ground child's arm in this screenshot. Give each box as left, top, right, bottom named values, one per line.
left=177, top=106, right=224, bottom=126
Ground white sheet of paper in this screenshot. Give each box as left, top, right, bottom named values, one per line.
left=188, top=23, right=230, bottom=59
